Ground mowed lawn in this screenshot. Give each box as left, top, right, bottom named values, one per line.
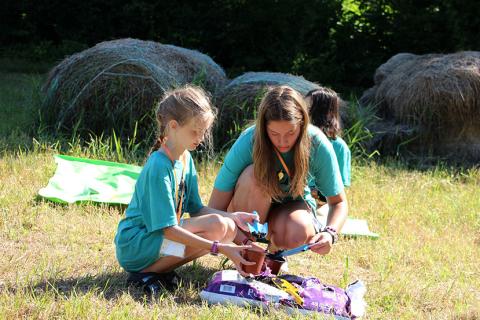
left=0, top=72, right=479, bottom=319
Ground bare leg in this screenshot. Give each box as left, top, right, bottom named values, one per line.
left=267, top=201, right=316, bottom=250
left=227, top=165, right=271, bottom=223
left=142, top=214, right=236, bottom=273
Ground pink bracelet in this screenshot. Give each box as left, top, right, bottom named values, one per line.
left=210, top=240, right=220, bottom=256
left=323, top=226, right=338, bottom=244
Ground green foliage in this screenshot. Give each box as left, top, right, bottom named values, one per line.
left=0, top=73, right=43, bottom=142
left=343, top=97, right=380, bottom=159
left=0, top=41, right=88, bottom=63
left=3, top=1, right=480, bottom=90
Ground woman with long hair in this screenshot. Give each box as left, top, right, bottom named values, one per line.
left=209, top=85, right=347, bottom=256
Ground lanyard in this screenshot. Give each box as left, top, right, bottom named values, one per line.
left=274, top=148, right=319, bottom=203
left=163, top=144, right=187, bottom=222
left=274, top=148, right=291, bottom=178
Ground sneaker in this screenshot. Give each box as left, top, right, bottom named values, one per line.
left=127, top=270, right=181, bottom=294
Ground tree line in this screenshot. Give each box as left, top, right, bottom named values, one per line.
left=2, top=0, right=479, bottom=92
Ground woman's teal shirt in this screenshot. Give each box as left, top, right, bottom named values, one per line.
left=214, top=125, right=344, bottom=212
left=114, top=151, right=203, bottom=272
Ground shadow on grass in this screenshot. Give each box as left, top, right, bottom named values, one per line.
left=8, top=263, right=219, bottom=305
left=32, top=195, right=130, bottom=217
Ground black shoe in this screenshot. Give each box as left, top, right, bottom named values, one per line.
left=157, top=270, right=181, bottom=291
left=127, top=270, right=181, bottom=294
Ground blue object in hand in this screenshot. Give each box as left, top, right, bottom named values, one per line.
left=247, top=211, right=268, bottom=242
left=273, top=244, right=312, bottom=259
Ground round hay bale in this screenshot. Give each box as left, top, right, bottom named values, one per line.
left=360, top=51, right=480, bottom=162
left=214, top=72, right=321, bottom=148
left=42, top=38, right=227, bottom=140
left=373, top=53, right=417, bottom=84
left=360, top=53, right=416, bottom=107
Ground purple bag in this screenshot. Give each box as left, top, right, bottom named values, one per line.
left=279, top=274, right=353, bottom=318
left=199, top=270, right=290, bottom=309
left=200, top=270, right=366, bottom=319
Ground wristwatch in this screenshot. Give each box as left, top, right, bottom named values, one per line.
left=323, top=226, right=338, bottom=245
left=210, top=240, right=220, bottom=256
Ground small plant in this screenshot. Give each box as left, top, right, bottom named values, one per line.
left=343, top=96, right=380, bottom=159
left=191, top=67, right=208, bottom=89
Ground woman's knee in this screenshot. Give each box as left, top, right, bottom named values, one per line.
left=268, top=209, right=314, bottom=249
left=272, top=228, right=309, bottom=249
left=285, top=229, right=309, bottom=248
left=236, top=165, right=262, bottom=191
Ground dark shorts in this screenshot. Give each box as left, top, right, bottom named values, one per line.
left=270, top=200, right=324, bottom=234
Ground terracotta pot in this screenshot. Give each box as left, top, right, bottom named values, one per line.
left=241, top=248, right=267, bottom=275
left=265, top=254, right=286, bottom=275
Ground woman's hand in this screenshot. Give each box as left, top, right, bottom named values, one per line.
left=308, top=232, right=333, bottom=255
left=218, top=243, right=263, bottom=277
left=230, top=211, right=259, bottom=232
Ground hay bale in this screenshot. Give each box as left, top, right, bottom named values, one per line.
left=214, top=72, right=321, bottom=148
left=360, top=53, right=416, bottom=107
left=360, top=51, right=480, bottom=162
left=374, top=53, right=417, bottom=84
left=42, top=38, right=227, bottom=140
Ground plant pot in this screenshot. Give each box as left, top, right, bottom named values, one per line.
left=241, top=248, right=267, bottom=275
left=265, top=254, right=286, bottom=275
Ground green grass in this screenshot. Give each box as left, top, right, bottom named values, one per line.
left=0, top=70, right=479, bottom=319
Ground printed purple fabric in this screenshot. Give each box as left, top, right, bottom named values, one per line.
left=203, top=271, right=267, bottom=302
left=279, top=274, right=352, bottom=318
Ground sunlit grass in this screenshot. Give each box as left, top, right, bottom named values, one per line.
left=0, top=71, right=479, bottom=319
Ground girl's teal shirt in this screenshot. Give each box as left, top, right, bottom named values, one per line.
left=114, top=150, right=203, bottom=272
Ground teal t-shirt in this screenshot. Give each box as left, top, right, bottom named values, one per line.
left=214, top=125, right=344, bottom=211
left=115, top=150, right=203, bottom=272
left=330, top=136, right=351, bottom=187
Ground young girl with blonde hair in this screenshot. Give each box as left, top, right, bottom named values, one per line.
left=115, top=86, right=259, bottom=294
left=209, top=85, right=348, bottom=256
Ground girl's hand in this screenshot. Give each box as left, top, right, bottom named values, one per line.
left=248, top=240, right=265, bottom=252
left=231, top=211, right=259, bottom=232
left=218, top=243, right=262, bottom=277
left=308, top=232, right=333, bottom=255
